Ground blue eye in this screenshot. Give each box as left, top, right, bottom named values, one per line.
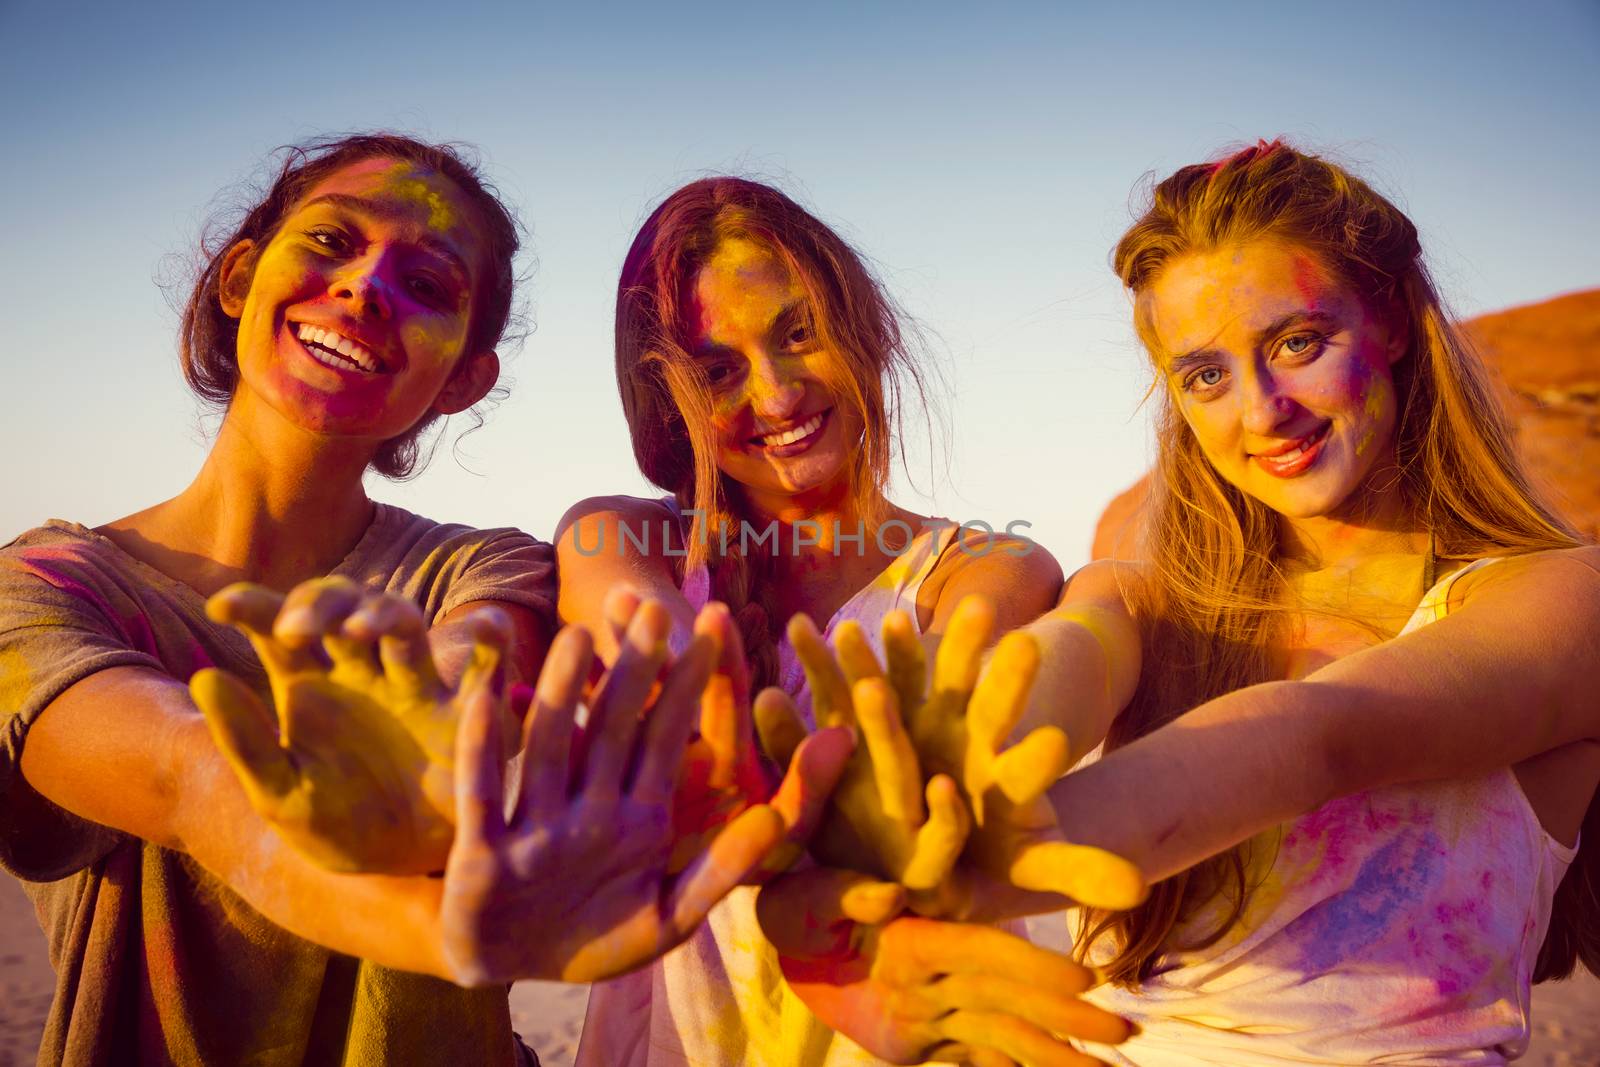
left=1198, top=367, right=1224, bottom=385
left=1282, top=333, right=1321, bottom=356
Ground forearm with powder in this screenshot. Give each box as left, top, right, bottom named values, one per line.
left=1046, top=679, right=1342, bottom=883
left=1013, top=602, right=1140, bottom=763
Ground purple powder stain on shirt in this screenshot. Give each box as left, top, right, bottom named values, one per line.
left=1280, top=830, right=1446, bottom=971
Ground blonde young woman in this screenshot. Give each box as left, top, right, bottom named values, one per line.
left=556, top=178, right=1132, bottom=1065
left=768, top=142, right=1599, bottom=1065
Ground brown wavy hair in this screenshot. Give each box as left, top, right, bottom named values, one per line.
left=178, top=132, right=524, bottom=479
left=1080, top=139, right=1596, bottom=985
left=614, top=177, right=930, bottom=689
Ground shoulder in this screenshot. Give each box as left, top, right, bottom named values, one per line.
left=1449, top=544, right=1600, bottom=615
left=921, top=526, right=1064, bottom=631
left=555, top=494, right=675, bottom=539
left=363, top=503, right=552, bottom=571
left=354, top=504, right=554, bottom=624
left=0, top=522, right=146, bottom=603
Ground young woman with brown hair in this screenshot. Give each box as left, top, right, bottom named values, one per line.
left=0, top=134, right=804, bottom=1066
left=556, top=177, right=1134, bottom=1065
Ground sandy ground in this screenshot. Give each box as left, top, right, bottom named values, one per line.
left=4, top=872, right=1596, bottom=1066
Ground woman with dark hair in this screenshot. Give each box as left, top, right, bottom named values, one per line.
left=770, top=140, right=1600, bottom=1065
left=558, top=177, right=1139, bottom=1065
left=0, top=135, right=802, bottom=1066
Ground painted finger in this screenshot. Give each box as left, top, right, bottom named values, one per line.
left=901, top=775, right=970, bottom=890
left=669, top=804, right=786, bottom=940
left=853, top=678, right=924, bottom=824
left=346, top=592, right=439, bottom=696
left=788, top=614, right=854, bottom=729
left=322, top=591, right=383, bottom=681
left=936, top=1012, right=1103, bottom=1067
left=1008, top=841, right=1146, bottom=911
left=880, top=610, right=927, bottom=727
left=832, top=619, right=884, bottom=687
left=967, top=631, right=1041, bottom=754
left=766, top=726, right=855, bottom=841
left=991, top=727, right=1071, bottom=806
left=602, top=583, right=644, bottom=657
left=191, top=667, right=293, bottom=808
left=926, top=974, right=1132, bottom=1047
left=632, top=633, right=717, bottom=805
left=877, top=916, right=1099, bottom=993
left=516, top=625, right=593, bottom=825
left=455, top=606, right=513, bottom=708
left=581, top=600, right=670, bottom=797
left=205, top=583, right=314, bottom=677
left=754, top=688, right=808, bottom=768
left=755, top=864, right=898, bottom=958
left=693, top=604, right=744, bottom=791
left=932, top=596, right=995, bottom=700
left=273, top=576, right=363, bottom=654
left=453, top=679, right=507, bottom=846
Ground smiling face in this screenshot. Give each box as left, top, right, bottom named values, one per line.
left=1143, top=238, right=1406, bottom=521
left=686, top=237, right=863, bottom=508
left=221, top=157, right=495, bottom=443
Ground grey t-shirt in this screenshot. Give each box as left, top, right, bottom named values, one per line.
left=0, top=504, right=555, bottom=1066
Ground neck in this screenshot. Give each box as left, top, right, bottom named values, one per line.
left=1279, top=456, right=1427, bottom=572
left=110, top=389, right=378, bottom=594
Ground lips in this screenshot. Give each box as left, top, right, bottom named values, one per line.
left=748, top=408, right=831, bottom=456
left=1251, top=422, right=1331, bottom=478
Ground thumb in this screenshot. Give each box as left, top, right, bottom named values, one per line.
left=191, top=667, right=295, bottom=810
left=1009, top=840, right=1147, bottom=911
left=756, top=866, right=906, bottom=960
left=767, top=726, right=855, bottom=842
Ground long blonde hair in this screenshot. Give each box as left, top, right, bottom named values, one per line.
left=1080, top=140, right=1595, bottom=984
left=614, top=178, right=930, bottom=688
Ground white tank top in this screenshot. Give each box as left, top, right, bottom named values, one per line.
left=1071, top=558, right=1580, bottom=1066
left=578, top=509, right=961, bottom=1067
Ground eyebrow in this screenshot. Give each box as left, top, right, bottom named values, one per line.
left=298, top=193, right=470, bottom=279
left=690, top=297, right=808, bottom=356
left=1166, top=309, right=1340, bottom=374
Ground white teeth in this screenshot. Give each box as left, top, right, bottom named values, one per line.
left=292, top=323, right=380, bottom=373
left=758, top=412, right=824, bottom=448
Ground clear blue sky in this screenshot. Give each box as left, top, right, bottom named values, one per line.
left=4, top=0, right=1597, bottom=563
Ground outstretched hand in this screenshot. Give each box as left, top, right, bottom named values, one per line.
left=190, top=577, right=505, bottom=874
left=440, top=599, right=848, bottom=985
left=760, top=614, right=971, bottom=893
left=778, top=597, right=1145, bottom=914
left=598, top=586, right=855, bottom=878
left=757, top=865, right=1128, bottom=1067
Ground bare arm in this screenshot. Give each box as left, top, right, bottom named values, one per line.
left=555, top=495, right=697, bottom=661
left=1049, top=547, right=1600, bottom=883
left=19, top=666, right=451, bottom=977
left=1011, top=560, right=1142, bottom=761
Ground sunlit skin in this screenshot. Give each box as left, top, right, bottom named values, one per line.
left=1143, top=238, right=1410, bottom=557
left=690, top=237, right=865, bottom=516
left=223, top=158, right=493, bottom=445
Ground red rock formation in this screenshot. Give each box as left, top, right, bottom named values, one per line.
left=1090, top=288, right=1600, bottom=558
left=1464, top=288, right=1600, bottom=540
